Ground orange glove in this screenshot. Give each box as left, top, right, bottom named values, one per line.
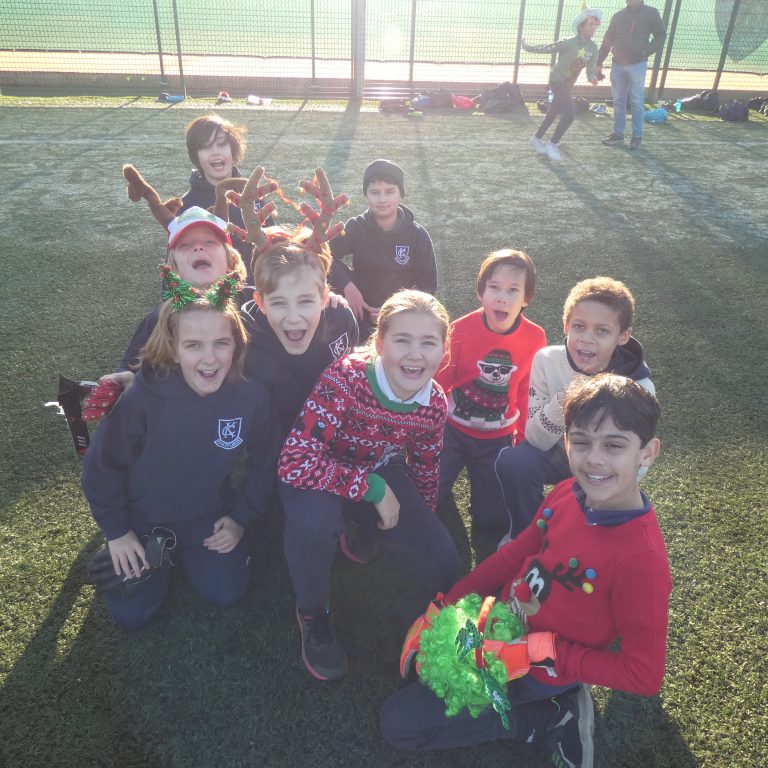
left=483, top=631, right=558, bottom=681
left=399, top=595, right=443, bottom=677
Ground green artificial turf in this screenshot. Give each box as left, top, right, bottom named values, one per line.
left=0, top=99, right=766, bottom=768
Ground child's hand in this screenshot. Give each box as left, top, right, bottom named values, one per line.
left=375, top=484, right=400, bottom=530
left=589, top=77, right=599, bottom=86
left=343, top=281, right=375, bottom=322
left=368, top=306, right=381, bottom=322
left=107, top=531, right=148, bottom=579
left=204, top=515, right=244, bottom=554
left=82, top=372, right=134, bottom=422
left=327, top=292, right=350, bottom=311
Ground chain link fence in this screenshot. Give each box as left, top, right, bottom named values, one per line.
left=1, top=0, right=766, bottom=98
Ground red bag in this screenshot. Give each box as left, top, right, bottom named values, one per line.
left=451, top=94, right=475, bottom=110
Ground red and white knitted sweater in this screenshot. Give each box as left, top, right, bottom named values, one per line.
left=278, top=354, right=447, bottom=511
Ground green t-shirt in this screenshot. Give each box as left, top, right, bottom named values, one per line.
left=522, top=35, right=599, bottom=85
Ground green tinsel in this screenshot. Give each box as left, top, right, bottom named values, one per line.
left=417, top=594, right=524, bottom=721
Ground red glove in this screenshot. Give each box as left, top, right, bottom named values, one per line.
left=399, top=595, right=443, bottom=677
left=82, top=378, right=123, bottom=422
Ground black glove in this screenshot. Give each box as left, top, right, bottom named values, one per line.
left=86, top=528, right=176, bottom=596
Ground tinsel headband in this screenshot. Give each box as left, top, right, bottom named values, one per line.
left=160, top=266, right=241, bottom=311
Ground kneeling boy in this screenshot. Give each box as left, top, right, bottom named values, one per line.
left=380, top=373, right=671, bottom=768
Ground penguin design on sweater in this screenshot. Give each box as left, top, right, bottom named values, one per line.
left=451, top=349, right=517, bottom=429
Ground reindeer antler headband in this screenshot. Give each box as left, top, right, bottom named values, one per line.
left=215, top=166, right=349, bottom=262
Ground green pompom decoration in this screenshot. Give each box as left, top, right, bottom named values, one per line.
left=417, top=594, right=524, bottom=723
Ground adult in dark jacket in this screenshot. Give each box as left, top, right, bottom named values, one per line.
left=597, top=0, right=666, bottom=149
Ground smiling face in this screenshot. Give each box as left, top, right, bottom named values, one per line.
left=566, top=413, right=659, bottom=510
left=255, top=267, right=329, bottom=355
left=173, top=309, right=235, bottom=397
left=196, top=128, right=235, bottom=186
left=565, top=300, right=631, bottom=374
left=375, top=311, right=446, bottom=401
left=478, top=265, right=528, bottom=334
left=366, top=179, right=403, bottom=230
left=169, top=225, right=229, bottom=288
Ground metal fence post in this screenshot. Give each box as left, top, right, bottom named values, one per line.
left=657, top=0, right=682, bottom=101
left=311, top=0, right=316, bottom=81
left=512, top=0, right=527, bottom=84
left=408, top=0, right=417, bottom=94
left=151, top=0, right=167, bottom=86
left=170, top=0, right=185, bottom=96
left=351, top=0, right=365, bottom=98
left=551, top=0, right=566, bottom=70
left=648, top=0, right=674, bottom=100
left=713, top=0, right=742, bottom=91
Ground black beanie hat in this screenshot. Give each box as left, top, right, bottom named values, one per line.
left=363, top=159, right=405, bottom=197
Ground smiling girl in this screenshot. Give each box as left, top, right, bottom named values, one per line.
left=82, top=278, right=278, bottom=631
left=277, top=289, right=461, bottom=681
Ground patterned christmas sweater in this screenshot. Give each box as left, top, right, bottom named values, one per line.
left=436, top=309, right=546, bottom=440
left=278, top=353, right=447, bottom=511
left=445, top=479, right=672, bottom=696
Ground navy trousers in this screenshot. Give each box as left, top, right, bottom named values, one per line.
left=438, top=423, right=512, bottom=533
left=105, top=514, right=251, bottom=632
left=494, top=440, right=571, bottom=539
left=379, top=676, right=574, bottom=751
left=281, top=460, right=461, bottom=616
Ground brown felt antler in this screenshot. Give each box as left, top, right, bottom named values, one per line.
left=297, top=168, right=349, bottom=251
left=122, top=164, right=183, bottom=230
left=219, top=167, right=280, bottom=254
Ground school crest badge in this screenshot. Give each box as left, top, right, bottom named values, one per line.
left=214, top=418, right=243, bottom=450
left=394, top=245, right=410, bottom=265
left=328, top=332, right=350, bottom=359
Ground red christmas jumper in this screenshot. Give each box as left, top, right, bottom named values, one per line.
left=445, top=478, right=672, bottom=696
left=436, top=309, right=546, bottom=441
left=278, top=353, right=447, bottom=512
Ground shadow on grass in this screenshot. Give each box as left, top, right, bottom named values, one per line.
left=542, top=159, right=767, bottom=443
left=595, top=690, right=698, bottom=767
left=0, top=535, right=160, bottom=768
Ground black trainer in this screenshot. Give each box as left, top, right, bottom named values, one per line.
left=545, top=685, right=595, bottom=768
left=601, top=132, right=625, bottom=146
left=295, top=607, right=348, bottom=681
left=629, top=136, right=642, bottom=150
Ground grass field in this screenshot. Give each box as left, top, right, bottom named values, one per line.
left=0, top=97, right=767, bottom=768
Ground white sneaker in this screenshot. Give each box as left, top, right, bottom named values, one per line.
left=529, top=135, right=547, bottom=154
left=545, top=141, right=561, bottom=161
